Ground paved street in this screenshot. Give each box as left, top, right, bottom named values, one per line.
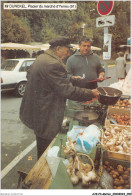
left=1, top=92, right=37, bottom=189
left=1, top=63, right=131, bottom=189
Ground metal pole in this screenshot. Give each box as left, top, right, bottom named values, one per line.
left=82, top=24, right=85, bottom=36
left=104, top=27, right=108, bottom=86
left=82, top=28, right=84, bottom=36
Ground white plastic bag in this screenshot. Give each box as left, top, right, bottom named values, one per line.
left=67, top=124, right=101, bottom=154
left=46, top=146, right=69, bottom=177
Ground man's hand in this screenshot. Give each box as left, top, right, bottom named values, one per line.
left=98, top=72, right=105, bottom=82
left=71, top=76, right=82, bottom=81
left=92, top=89, right=100, bottom=98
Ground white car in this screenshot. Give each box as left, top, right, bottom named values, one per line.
left=1, top=58, right=35, bottom=97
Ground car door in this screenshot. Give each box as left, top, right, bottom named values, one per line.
left=18, top=60, right=34, bottom=83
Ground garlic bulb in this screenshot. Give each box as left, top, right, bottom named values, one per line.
left=70, top=173, right=79, bottom=185
left=76, top=170, right=82, bottom=180
left=82, top=163, right=92, bottom=173
left=87, top=170, right=97, bottom=181
left=63, top=136, right=97, bottom=186
left=81, top=172, right=91, bottom=184
left=101, top=125, right=131, bottom=154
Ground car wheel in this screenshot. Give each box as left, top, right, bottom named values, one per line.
left=15, top=82, right=26, bottom=97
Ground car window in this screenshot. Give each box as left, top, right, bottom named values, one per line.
left=1, top=60, right=19, bottom=71
left=19, top=60, right=34, bottom=72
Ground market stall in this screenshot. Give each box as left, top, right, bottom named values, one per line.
left=1, top=43, right=41, bottom=59
left=20, top=85, right=131, bottom=190
left=33, top=43, right=102, bottom=51
left=1, top=43, right=41, bottom=51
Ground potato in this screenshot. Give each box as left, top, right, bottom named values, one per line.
left=122, top=175, right=129, bottom=180
left=124, top=184, right=130, bottom=189
left=114, top=171, right=119, bottom=176
left=111, top=170, right=115, bottom=174
left=114, top=178, right=119, bottom=181
left=117, top=186, right=123, bottom=189
left=110, top=166, right=114, bottom=170
left=106, top=167, right=111, bottom=172
left=113, top=174, right=117, bottom=179
left=117, top=165, right=123, bottom=170
left=124, top=170, right=130, bottom=175
left=119, top=175, right=123, bottom=179
left=114, top=181, right=121, bottom=186
left=127, top=168, right=131, bottom=172
left=124, top=179, right=129, bottom=185
left=118, top=170, right=124, bottom=175
left=120, top=179, right=125, bottom=185
left=104, top=161, right=109, bottom=166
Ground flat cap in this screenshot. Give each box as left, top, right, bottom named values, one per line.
left=49, top=36, right=72, bottom=48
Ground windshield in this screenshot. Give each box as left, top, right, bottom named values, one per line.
left=1, top=60, right=19, bottom=71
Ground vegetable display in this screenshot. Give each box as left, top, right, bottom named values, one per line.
left=111, top=99, right=131, bottom=109
left=109, top=113, right=131, bottom=126
left=101, top=125, right=131, bottom=154
left=62, top=137, right=97, bottom=186
left=103, top=161, right=131, bottom=189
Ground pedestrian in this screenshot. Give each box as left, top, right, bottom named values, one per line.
left=19, top=36, right=99, bottom=160
left=115, top=52, right=126, bottom=80
left=66, top=36, right=105, bottom=90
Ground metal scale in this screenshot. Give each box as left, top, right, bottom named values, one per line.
left=67, top=100, right=108, bottom=130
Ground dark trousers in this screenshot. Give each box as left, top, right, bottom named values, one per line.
left=36, top=136, right=52, bottom=160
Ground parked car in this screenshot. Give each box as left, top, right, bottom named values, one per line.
left=1, top=58, right=35, bottom=97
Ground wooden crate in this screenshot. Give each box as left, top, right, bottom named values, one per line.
left=108, top=106, right=131, bottom=114
left=106, top=106, right=131, bottom=126
left=101, top=124, right=131, bottom=161
left=106, top=151, right=130, bottom=161
left=109, top=96, right=131, bottom=110
left=103, top=151, right=130, bottom=167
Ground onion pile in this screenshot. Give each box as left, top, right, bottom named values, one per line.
left=111, top=99, right=131, bottom=109
left=109, top=113, right=131, bottom=126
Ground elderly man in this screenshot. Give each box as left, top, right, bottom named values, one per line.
left=66, top=36, right=105, bottom=89
left=19, top=36, right=99, bottom=159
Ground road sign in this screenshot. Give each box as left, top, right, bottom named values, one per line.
left=97, top=1, right=114, bottom=16
left=96, top=15, right=115, bottom=27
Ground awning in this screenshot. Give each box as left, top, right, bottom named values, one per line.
left=1, top=43, right=41, bottom=51
left=120, top=45, right=131, bottom=48
left=2, top=42, right=101, bottom=51
left=71, top=44, right=102, bottom=51
left=36, top=44, right=50, bottom=51
left=36, top=43, right=102, bottom=51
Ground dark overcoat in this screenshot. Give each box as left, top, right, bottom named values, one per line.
left=20, top=49, right=93, bottom=139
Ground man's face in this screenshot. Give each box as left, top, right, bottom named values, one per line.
left=79, top=41, right=91, bottom=56
left=56, top=46, right=70, bottom=60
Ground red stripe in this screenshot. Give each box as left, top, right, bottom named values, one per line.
left=102, top=1, right=109, bottom=10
